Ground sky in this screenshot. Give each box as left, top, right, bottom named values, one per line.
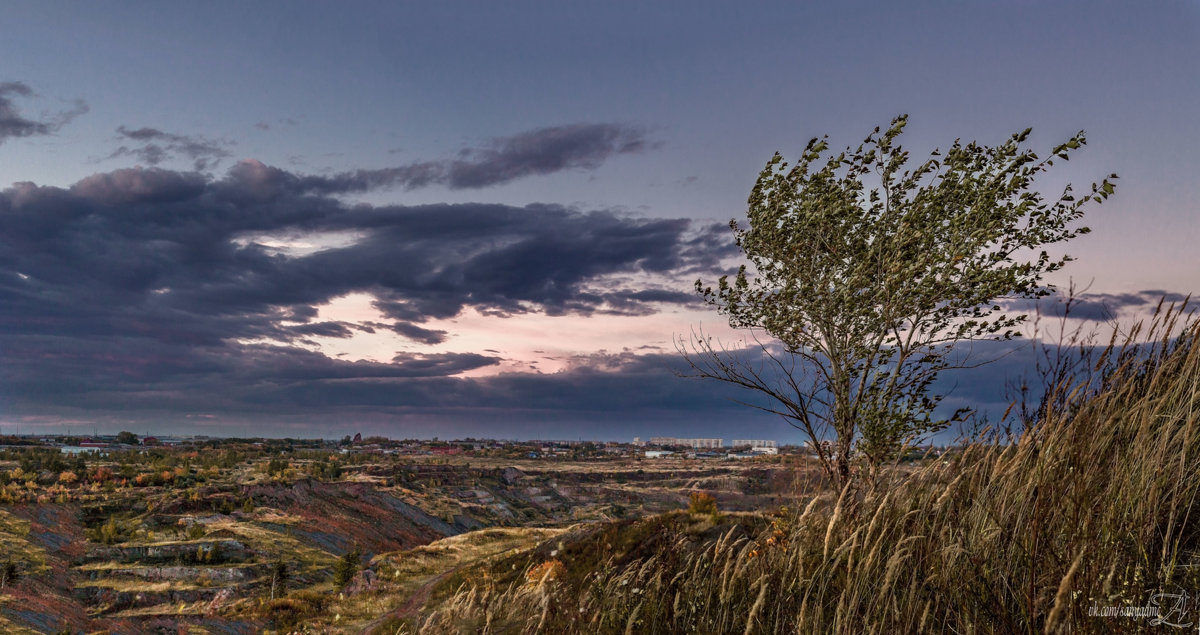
left=0, top=1, right=1197, bottom=442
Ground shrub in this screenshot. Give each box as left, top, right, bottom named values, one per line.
left=94, top=516, right=125, bottom=545
left=524, top=560, right=566, bottom=588
left=266, top=457, right=289, bottom=477
left=687, top=491, right=717, bottom=515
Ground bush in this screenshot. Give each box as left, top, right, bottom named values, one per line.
left=524, top=560, right=566, bottom=587
left=93, top=516, right=126, bottom=545
left=687, top=491, right=717, bottom=515
left=266, top=457, right=288, bottom=477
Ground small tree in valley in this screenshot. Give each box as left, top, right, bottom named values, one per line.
left=333, top=545, right=362, bottom=588
left=683, top=116, right=1115, bottom=487
left=0, top=560, right=16, bottom=588
left=269, top=560, right=288, bottom=600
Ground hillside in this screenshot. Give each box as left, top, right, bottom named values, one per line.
left=0, top=452, right=802, bottom=633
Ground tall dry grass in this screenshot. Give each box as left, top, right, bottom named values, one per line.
left=419, top=305, right=1200, bottom=633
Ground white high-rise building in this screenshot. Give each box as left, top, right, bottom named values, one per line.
left=732, top=439, right=777, bottom=448
left=648, top=437, right=724, bottom=449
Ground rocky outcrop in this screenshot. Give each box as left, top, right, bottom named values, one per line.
left=84, top=539, right=252, bottom=564
left=83, top=564, right=263, bottom=582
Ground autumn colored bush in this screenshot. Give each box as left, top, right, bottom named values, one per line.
left=524, top=559, right=566, bottom=588
left=687, top=491, right=717, bottom=515
left=87, top=466, right=112, bottom=483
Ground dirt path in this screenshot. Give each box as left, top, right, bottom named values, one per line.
left=359, top=566, right=464, bottom=634
left=396, top=566, right=460, bottom=618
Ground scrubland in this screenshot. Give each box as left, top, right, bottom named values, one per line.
left=0, top=434, right=802, bottom=632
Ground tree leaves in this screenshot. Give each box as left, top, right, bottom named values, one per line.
left=690, top=117, right=1115, bottom=486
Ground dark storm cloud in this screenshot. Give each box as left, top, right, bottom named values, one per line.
left=0, top=333, right=1072, bottom=444
left=293, top=123, right=654, bottom=194
left=442, top=123, right=653, bottom=189
left=0, top=339, right=790, bottom=439
left=0, top=81, right=88, bottom=145
left=70, top=167, right=207, bottom=205
left=0, top=160, right=723, bottom=426
left=288, top=321, right=357, bottom=338
left=106, top=125, right=233, bottom=171
left=378, top=322, right=449, bottom=345
left=1005, top=289, right=1191, bottom=322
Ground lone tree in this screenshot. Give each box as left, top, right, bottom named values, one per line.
left=269, top=560, right=288, bottom=600
left=0, top=560, right=16, bottom=588
left=114, top=430, right=138, bottom=445
left=333, top=545, right=362, bottom=588
left=683, top=116, right=1115, bottom=487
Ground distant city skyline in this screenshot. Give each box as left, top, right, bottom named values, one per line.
left=1, top=2, right=1197, bottom=442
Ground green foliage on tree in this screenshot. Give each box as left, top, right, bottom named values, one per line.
left=333, top=545, right=362, bottom=588
left=312, top=460, right=342, bottom=480
left=266, top=457, right=288, bottom=477
left=94, top=516, right=126, bottom=545
left=684, top=116, right=1116, bottom=487
left=115, top=430, right=139, bottom=445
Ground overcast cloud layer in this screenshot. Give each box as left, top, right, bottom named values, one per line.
left=2, top=154, right=1185, bottom=439
left=0, top=155, right=760, bottom=437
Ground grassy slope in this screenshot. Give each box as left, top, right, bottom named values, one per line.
left=417, top=309, right=1200, bottom=633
